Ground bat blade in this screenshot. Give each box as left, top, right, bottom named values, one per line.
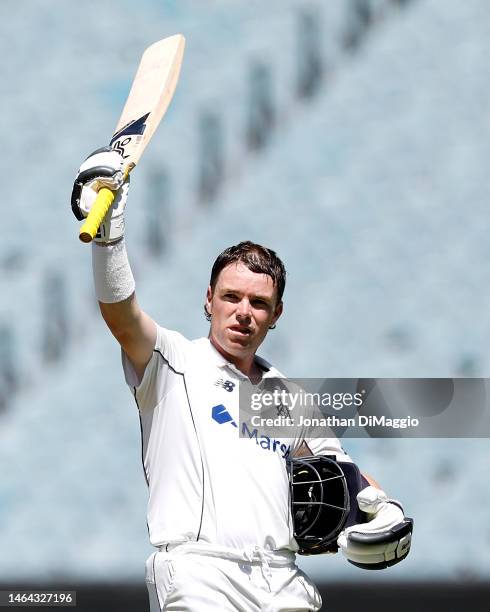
left=110, top=34, right=185, bottom=165
left=79, top=34, right=185, bottom=243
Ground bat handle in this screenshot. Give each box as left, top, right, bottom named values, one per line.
left=78, top=163, right=134, bottom=243
left=79, top=187, right=116, bottom=243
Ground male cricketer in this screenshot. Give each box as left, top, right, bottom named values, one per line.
left=72, top=148, right=412, bottom=611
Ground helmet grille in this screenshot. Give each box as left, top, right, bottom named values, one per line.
left=290, top=456, right=350, bottom=554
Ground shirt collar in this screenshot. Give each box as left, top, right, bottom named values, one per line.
left=200, top=337, right=276, bottom=379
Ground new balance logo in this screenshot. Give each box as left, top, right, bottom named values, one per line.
left=212, top=404, right=237, bottom=428
left=214, top=378, right=236, bottom=392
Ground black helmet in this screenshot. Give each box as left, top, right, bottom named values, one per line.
left=288, top=455, right=367, bottom=555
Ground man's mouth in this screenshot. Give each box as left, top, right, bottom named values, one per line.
left=228, top=325, right=252, bottom=336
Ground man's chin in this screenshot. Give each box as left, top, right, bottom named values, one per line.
left=210, top=330, right=263, bottom=362
left=224, top=337, right=251, bottom=354
left=224, top=328, right=252, bottom=345
left=222, top=333, right=258, bottom=358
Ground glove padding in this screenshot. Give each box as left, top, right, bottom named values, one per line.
left=337, top=486, right=413, bottom=570
left=71, top=147, right=129, bottom=243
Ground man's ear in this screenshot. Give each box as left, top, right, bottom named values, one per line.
left=271, top=301, right=283, bottom=326
left=205, top=285, right=213, bottom=317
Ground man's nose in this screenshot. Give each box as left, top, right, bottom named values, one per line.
left=236, top=298, right=251, bottom=318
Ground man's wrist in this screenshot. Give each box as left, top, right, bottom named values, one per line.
left=93, top=236, right=124, bottom=247
left=92, top=237, right=135, bottom=303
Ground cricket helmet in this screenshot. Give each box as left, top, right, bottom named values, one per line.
left=288, top=455, right=367, bottom=555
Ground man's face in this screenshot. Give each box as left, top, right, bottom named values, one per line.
left=206, top=262, right=283, bottom=363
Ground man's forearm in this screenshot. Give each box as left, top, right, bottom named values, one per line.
left=93, top=239, right=156, bottom=379
left=92, top=239, right=135, bottom=304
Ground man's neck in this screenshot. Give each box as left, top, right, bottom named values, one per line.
left=209, top=336, right=262, bottom=383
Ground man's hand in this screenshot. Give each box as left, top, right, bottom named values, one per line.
left=71, top=147, right=129, bottom=243
left=337, top=486, right=413, bottom=569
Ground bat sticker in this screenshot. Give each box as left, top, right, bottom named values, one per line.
left=111, top=112, right=150, bottom=141
left=110, top=112, right=150, bottom=157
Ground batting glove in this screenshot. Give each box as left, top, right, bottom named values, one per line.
left=337, top=486, right=413, bottom=570
left=71, top=147, right=129, bottom=243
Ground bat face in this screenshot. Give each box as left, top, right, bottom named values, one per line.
left=109, top=34, right=185, bottom=167
left=78, top=34, right=185, bottom=243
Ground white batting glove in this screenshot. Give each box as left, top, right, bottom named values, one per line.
left=71, top=147, right=129, bottom=243
left=337, top=486, right=413, bottom=569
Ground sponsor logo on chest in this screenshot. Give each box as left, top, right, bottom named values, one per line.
left=211, top=403, right=291, bottom=459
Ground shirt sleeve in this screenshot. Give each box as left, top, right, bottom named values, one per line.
left=121, top=324, right=191, bottom=412
left=305, top=436, right=352, bottom=462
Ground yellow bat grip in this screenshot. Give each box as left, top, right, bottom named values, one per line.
left=79, top=187, right=116, bottom=243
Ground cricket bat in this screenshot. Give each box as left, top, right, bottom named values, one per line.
left=79, top=34, right=185, bottom=243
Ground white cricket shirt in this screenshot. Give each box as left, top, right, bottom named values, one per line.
left=123, top=325, right=347, bottom=552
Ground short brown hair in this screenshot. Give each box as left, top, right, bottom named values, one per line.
left=205, top=241, right=286, bottom=320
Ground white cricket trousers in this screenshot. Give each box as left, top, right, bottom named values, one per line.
left=145, top=543, right=322, bottom=611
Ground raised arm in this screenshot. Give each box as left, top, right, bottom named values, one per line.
left=98, top=288, right=156, bottom=382
left=72, top=148, right=156, bottom=381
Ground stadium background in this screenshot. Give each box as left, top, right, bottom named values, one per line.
left=1, top=0, right=489, bottom=609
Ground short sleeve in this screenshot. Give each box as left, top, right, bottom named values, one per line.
left=305, top=436, right=352, bottom=462
left=121, top=325, right=191, bottom=412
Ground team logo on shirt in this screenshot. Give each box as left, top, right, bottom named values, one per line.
left=211, top=404, right=237, bottom=427
left=214, top=378, right=236, bottom=392
left=276, top=402, right=291, bottom=419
